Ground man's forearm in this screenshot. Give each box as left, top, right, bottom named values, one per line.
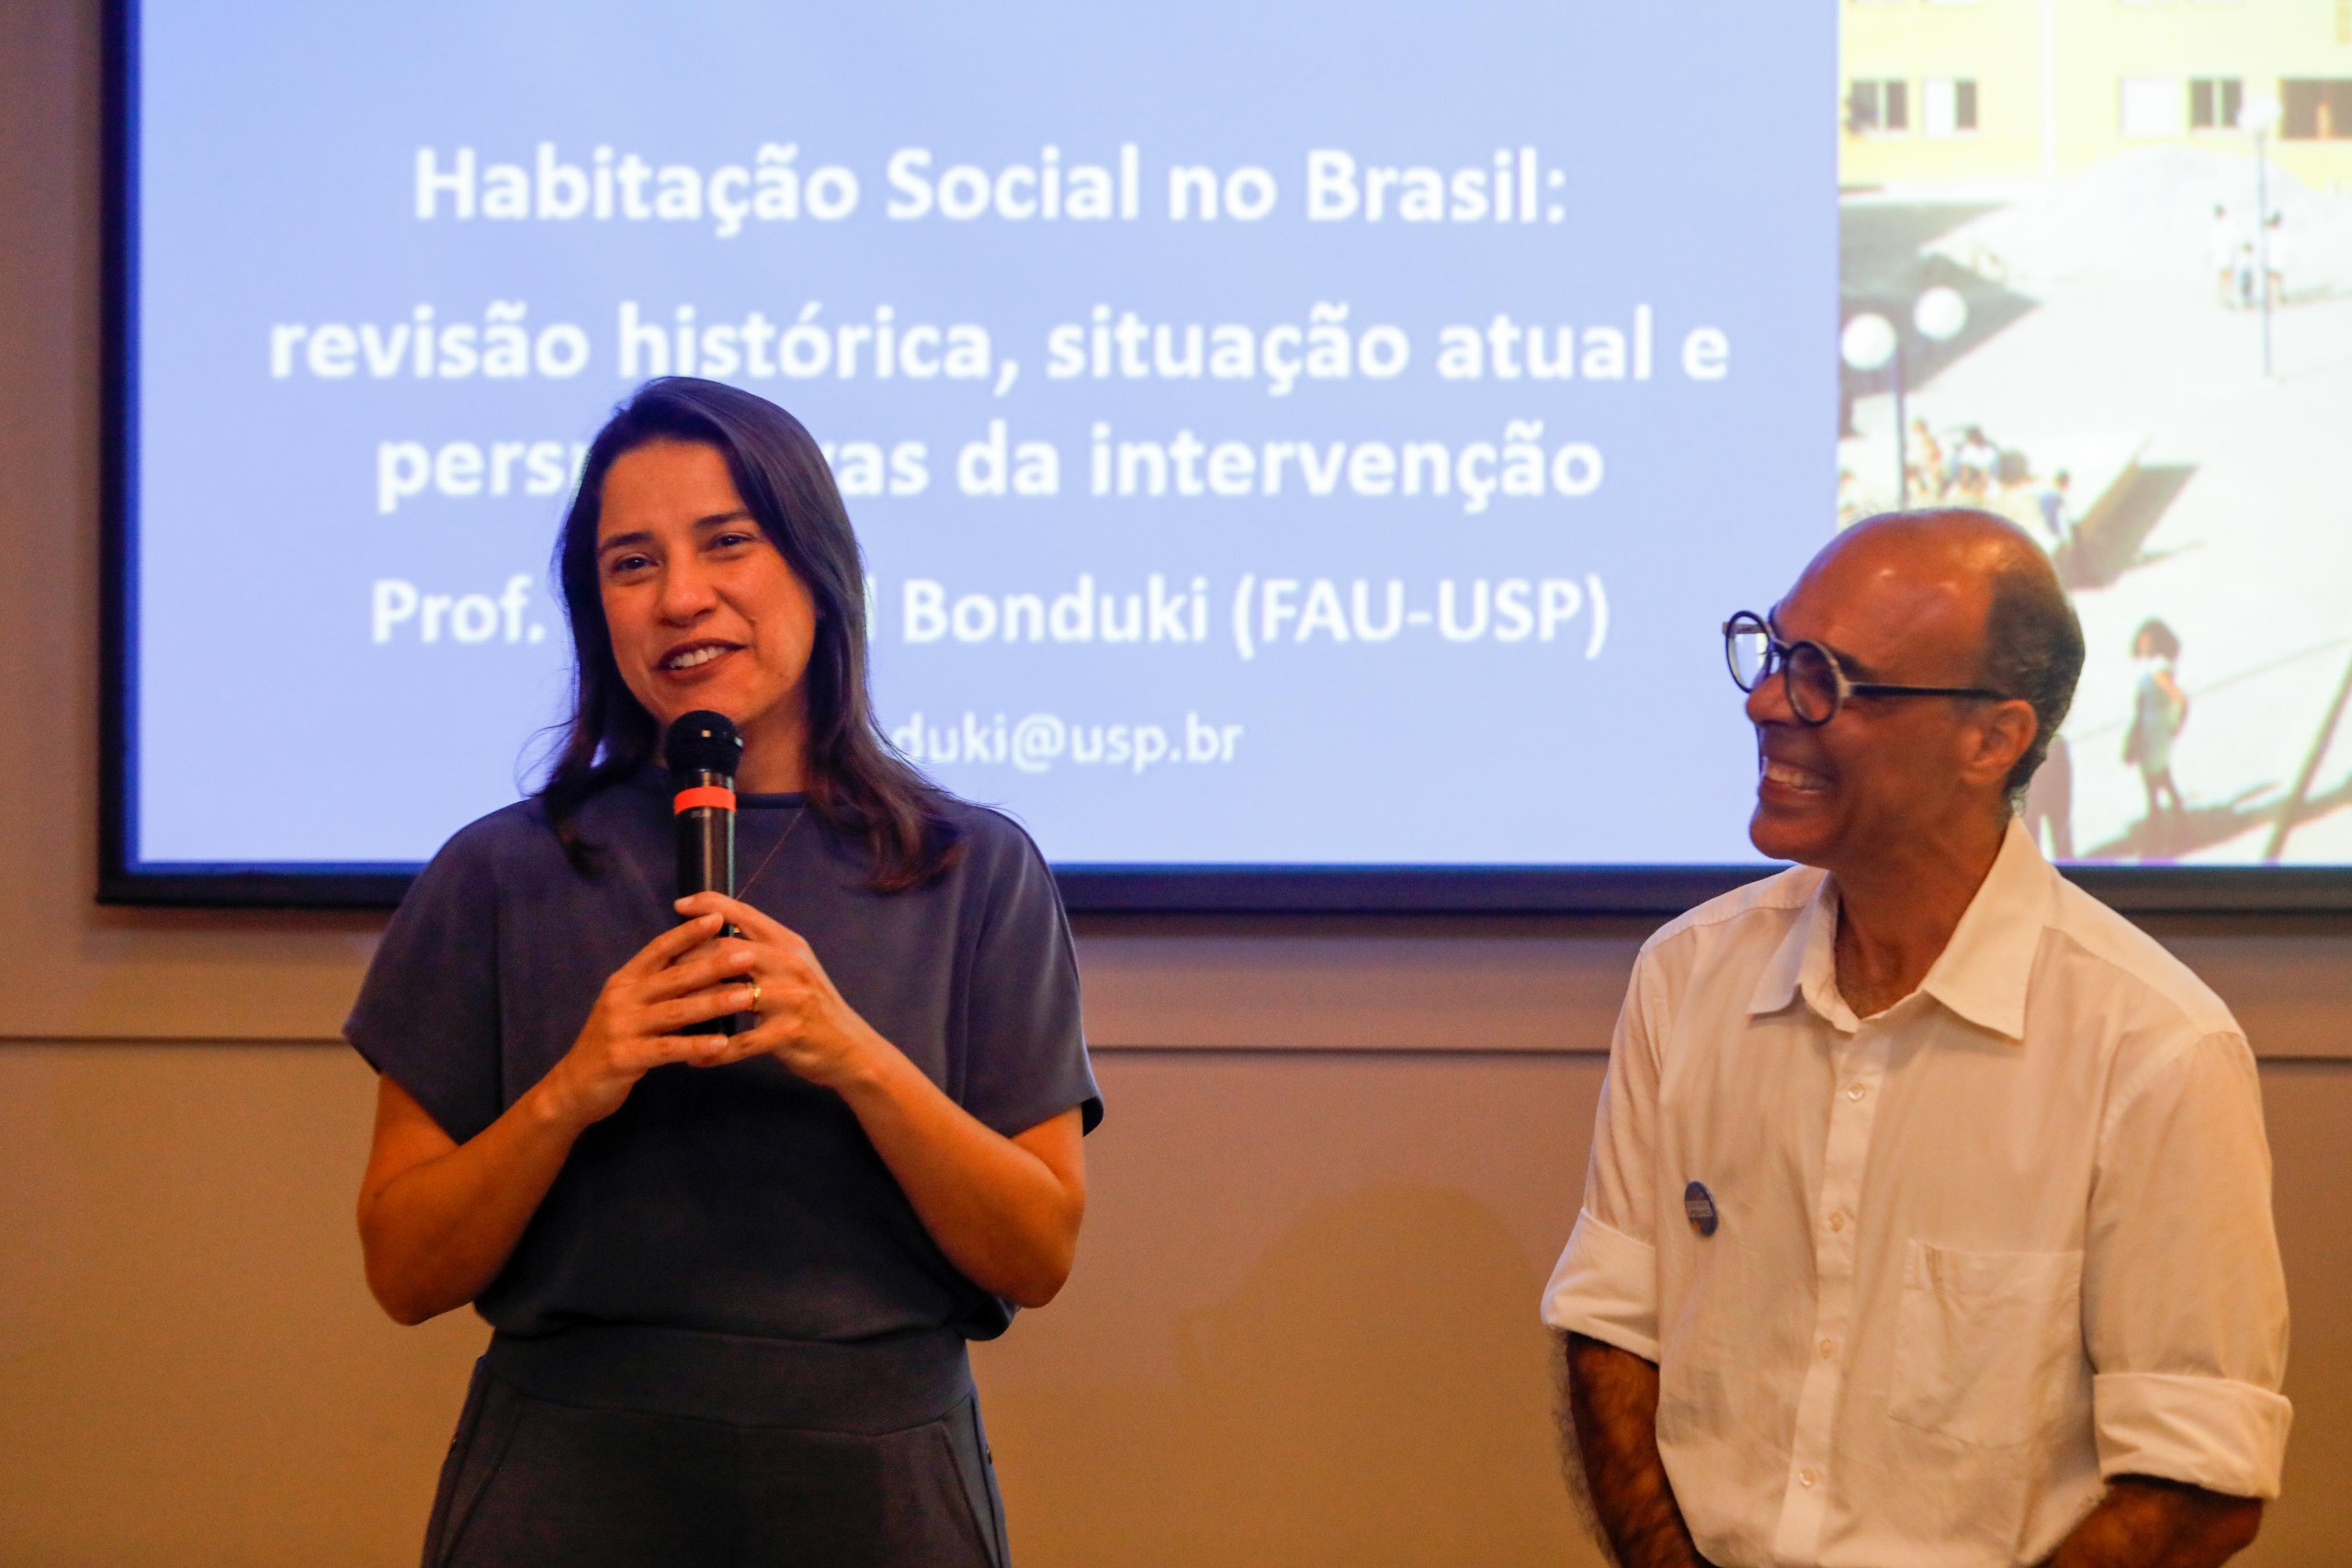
left=1558, top=1331, right=1710, bottom=1568
left=2041, top=1477, right=2262, bottom=1568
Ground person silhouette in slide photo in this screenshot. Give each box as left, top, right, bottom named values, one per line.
left=2124, top=617, right=2188, bottom=858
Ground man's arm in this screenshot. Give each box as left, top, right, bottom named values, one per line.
left=1558, top=1331, right=1711, bottom=1568
left=2040, top=1477, right=2260, bottom=1568
left=2070, top=1032, right=2288, bottom=1566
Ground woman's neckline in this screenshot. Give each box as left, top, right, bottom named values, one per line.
left=628, top=764, right=806, bottom=810
left=739, top=791, right=808, bottom=809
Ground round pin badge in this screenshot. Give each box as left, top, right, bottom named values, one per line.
left=1683, top=1180, right=1720, bottom=1237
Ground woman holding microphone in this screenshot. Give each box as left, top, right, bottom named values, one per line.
left=349, top=378, right=1098, bottom=1567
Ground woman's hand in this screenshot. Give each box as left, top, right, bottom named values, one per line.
left=358, top=914, right=775, bottom=1325
left=534, top=910, right=770, bottom=1129
left=671, top=891, right=1087, bottom=1306
left=672, top=892, right=888, bottom=1092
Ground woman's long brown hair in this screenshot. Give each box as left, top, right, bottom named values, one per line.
left=538, top=378, right=956, bottom=890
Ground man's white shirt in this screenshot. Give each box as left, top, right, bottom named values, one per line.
left=1543, top=819, right=2290, bottom=1567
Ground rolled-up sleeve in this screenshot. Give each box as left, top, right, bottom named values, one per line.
left=1542, top=955, right=1666, bottom=1359
left=2085, top=1032, right=2292, bottom=1497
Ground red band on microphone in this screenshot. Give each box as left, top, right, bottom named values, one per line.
left=673, top=785, right=737, bottom=814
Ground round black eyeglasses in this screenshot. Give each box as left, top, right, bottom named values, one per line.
left=1722, top=610, right=2007, bottom=727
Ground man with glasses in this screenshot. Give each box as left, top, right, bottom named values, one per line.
left=1542, top=511, right=2288, bottom=1567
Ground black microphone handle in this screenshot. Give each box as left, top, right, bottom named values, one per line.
left=674, top=767, right=741, bottom=1035
left=675, top=788, right=736, bottom=907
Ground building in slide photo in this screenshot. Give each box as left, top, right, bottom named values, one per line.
left=1838, top=0, right=2352, bottom=867
left=1841, top=0, right=2352, bottom=192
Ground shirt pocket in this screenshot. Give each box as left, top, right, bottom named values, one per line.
left=1887, top=1240, right=2084, bottom=1449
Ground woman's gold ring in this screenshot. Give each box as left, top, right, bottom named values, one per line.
left=746, top=979, right=762, bottom=1013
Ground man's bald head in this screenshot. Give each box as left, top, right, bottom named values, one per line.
left=1807, top=509, right=2083, bottom=801
left=1746, top=507, right=2083, bottom=876
left=1819, top=506, right=2045, bottom=578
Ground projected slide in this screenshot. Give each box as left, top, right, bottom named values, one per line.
left=122, top=2, right=2352, bottom=883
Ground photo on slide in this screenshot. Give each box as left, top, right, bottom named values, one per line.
left=1838, top=5, right=2352, bottom=867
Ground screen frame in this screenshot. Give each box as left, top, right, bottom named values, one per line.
left=94, top=0, right=2352, bottom=915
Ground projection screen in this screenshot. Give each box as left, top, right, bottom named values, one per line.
left=104, top=1, right=2352, bottom=908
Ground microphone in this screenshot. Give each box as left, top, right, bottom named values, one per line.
left=663, top=710, right=744, bottom=1035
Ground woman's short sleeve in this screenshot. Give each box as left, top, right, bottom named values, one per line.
left=957, top=817, right=1102, bottom=1138
left=345, top=824, right=505, bottom=1144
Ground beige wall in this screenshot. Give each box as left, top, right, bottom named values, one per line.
left=4, top=4, right=2349, bottom=1562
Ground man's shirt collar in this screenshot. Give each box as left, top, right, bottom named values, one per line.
left=1747, top=818, right=2056, bottom=1041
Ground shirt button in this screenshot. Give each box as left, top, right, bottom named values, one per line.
left=1818, top=1337, right=1837, bottom=1359
left=1799, top=1466, right=1820, bottom=1488
left=1846, top=1082, right=1867, bottom=1100
left=1828, top=1212, right=1849, bottom=1233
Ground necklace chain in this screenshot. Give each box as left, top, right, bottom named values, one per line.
left=732, top=804, right=808, bottom=904
left=611, top=795, right=809, bottom=926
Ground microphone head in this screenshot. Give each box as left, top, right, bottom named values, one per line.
left=664, top=711, right=744, bottom=777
